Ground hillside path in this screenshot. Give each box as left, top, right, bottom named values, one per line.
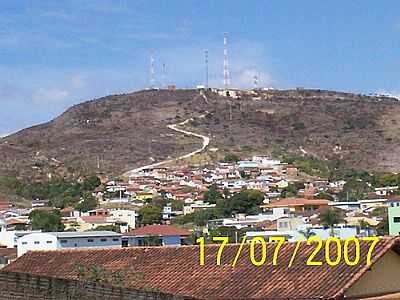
left=124, top=116, right=210, bottom=177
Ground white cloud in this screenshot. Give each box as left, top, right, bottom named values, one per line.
left=32, top=88, right=70, bottom=104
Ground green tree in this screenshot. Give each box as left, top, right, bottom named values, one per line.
left=372, top=207, right=388, bottom=236
left=376, top=218, right=389, bottom=236
left=218, top=189, right=264, bottom=217
left=208, top=226, right=239, bottom=243
left=223, top=153, right=240, bottom=163
left=171, top=200, right=184, bottom=211
left=280, top=182, right=305, bottom=198
left=204, top=184, right=222, bottom=204
left=29, top=209, right=64, bottom=232
left=82, top=175, right=101, bottom=191
left=172, top=208, right=221, bottom=227
left=138, top=205, right=162, bottom=225
left=75, top=192, right=98, bottom=212
left=319, top=209, right=344, bottom=236
left=298, top=227, right=316, bottom=239
left=338, top=179, right=371, bottom=201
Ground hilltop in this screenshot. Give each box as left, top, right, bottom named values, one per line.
left=1, top=88, right=400, bottom=182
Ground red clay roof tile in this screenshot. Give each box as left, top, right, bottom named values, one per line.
left=2, top=237, right=400, bottom=299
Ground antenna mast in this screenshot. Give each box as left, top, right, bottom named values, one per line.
left=162, top=63, right=166, bottom=89
left=253, top=73, right=259, bottom=90
left=149, top=50, right=155, bottom=89
left=205, top=49, right=209, bottom=88
left=223, top=33, right=230, bottom=89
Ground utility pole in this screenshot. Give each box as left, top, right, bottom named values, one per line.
left=149, top=50, right=155, bottom=89
left=253, top=74, right=259, bottom=90
left=162, top=63, right=166, bottom=89
left=148, top=138, right=152, bottom=154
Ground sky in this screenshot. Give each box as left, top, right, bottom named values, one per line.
left=1, top=0, right=400, bottom=135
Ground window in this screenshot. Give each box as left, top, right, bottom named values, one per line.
left=60, top=240, right=68, bottom=244
left=34, top=241, right=40, bottom=244
left=393, top=217, right=400, bottom=223
left=87, top=239, right=94, bottom=242
left=21, top=242, right=27, bottom=245
left=46, top=241, right=53, bottom=244
left=112, top=238, right=120, bottom=242
left=100, top=238, right=107, bottom=242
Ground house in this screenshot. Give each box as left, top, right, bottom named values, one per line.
left=107, top=209, right=137, bottom=230
left=329, top=201, right=361, bottom=211
left=3, top=237, right=400, bottom=299
left=17, top=231, right=122, bottom=256
left=123, top=224, right=190, bottom=246
left=0, top=229, right=41, bottom=248
left=31, top=199, right=50, bottom=208
left=359, top=198, right=388, bottom=211
left=388, top=206, right=400, bottom=236
left=0, top=247, right=16, bottom=269
left=261, top=197, right=331, bottom=214
left=135, top=191, right=153, bottom=201
left=375, top=186, right=398, bottom=196
left=0, top=199, right=10, bottom=211
left=183, top=201, right=216, bottom=215
left=387, top=197, right=400, bottom=208
left=210, top=214, right=280, bottom=230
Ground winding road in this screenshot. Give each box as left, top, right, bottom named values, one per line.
left=124, top=117, right=210, bottom=177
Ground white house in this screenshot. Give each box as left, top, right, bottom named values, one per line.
left=107, top=209, right=137, bottom=230
left=17, top=231, right=122, bottom=257
left=375, top=186, right=398, bottom=196
left=246, top=224, right=365, bottom=242
left=328, top=201, right=361, bottom=211
left=0, top=229, right=41, bottom=248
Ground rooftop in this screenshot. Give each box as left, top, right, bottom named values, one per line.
left=124, top=224, right=190, bottom=237
left=3, top=237, right=400, bottom=299
left=46, top=231, right=121, bottom=238
left=262, top=198, right=331, bottom=208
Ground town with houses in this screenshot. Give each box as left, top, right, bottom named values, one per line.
left=1, top=155, right=400, bottom=265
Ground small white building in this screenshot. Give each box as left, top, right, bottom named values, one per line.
left=17, top=231, right=122, bottom=257
left=328, top=201, right=361, bottom=211
left=0, top=229, right=41, bottom=248
left=108, top=209, right=137, bottom=230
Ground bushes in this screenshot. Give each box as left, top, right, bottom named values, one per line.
left=0, top=175, right=101, bottom=209
left=222, top=153, right=240, bottom=163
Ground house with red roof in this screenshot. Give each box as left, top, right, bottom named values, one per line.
left=123, top=224, right=190, bottom=247
left=0, top=199, right=10, bottom=211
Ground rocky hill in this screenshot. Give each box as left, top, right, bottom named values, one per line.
left=1, top=88, right=400, bottom=180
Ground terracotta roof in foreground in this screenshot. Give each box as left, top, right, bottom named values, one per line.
left=2, top=237, right=400, bottom=299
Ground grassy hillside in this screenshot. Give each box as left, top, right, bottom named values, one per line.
left=1, top=88, right=400, bottom=183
